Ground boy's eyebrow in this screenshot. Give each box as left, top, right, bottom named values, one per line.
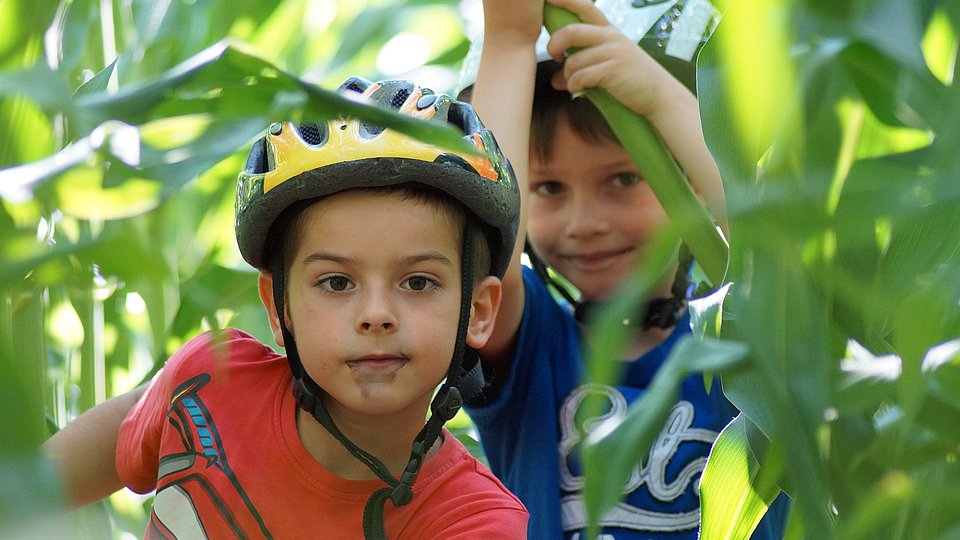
left=599, top=159, right=639, bottom=171
left=403, top=251, right=456, bottom=267
left=301, top=250, right=456, bottom=267
left=302, top=251, right=349, bottom=265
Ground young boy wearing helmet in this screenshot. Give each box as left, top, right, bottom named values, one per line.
left=44, top=77, right=527, bottom=539
left=460, top=0, right=786, bottom=538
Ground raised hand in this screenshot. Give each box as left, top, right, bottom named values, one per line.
left=544, top=0, right=691, bottom=119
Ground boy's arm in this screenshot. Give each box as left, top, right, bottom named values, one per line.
left=545, top=0, right=728, bottom=231
left=472, top=0, right=543, bottom=378
left=42, top=385, right=145, bottom=508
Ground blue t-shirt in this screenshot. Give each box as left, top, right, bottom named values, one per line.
left=467, top=267, right=786, bottom=539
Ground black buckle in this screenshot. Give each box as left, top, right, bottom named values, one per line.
left=430, top=386, right=463, bottom=421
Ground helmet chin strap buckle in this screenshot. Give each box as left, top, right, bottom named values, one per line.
left=390, top=442, right=424, bottom=507
left=390, top=483, right=413, bottom=508
left=293, top=378, right=320, bottom=413
left=431, top=386, right=463, bottom=422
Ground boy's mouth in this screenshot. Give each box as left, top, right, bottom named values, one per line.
left=347, top=354, right=409, bottom=373
left=561, top=249, right=631, bottom=272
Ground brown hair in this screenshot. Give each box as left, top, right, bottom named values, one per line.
left=530, top=61, right=620, bottom=161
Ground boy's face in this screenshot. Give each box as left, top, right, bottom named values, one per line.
left=527, top=115, right=671, bottom=302
left=263, top=189, right=499, bottom=420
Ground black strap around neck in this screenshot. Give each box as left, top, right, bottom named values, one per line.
left=573, top=295, right=684, bottom=329
left=529, top=241, right=695, bottom=331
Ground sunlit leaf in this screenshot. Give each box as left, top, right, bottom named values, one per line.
left=700, top=414, right=783, bottom=540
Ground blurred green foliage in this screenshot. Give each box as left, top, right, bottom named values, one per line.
left=2, top=0, right=960, bottom=538
left=580, top=0, right=960, bottom=538
left=0, top=0, right=474, bottom=536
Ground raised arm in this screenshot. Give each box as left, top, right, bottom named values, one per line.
left=42, top=385, right=145, bottom=508
left=544, top=0, right=727, bottom=231
left=472, top=0, right=544, bottom=372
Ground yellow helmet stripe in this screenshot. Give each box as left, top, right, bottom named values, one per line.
left=264, top=120, right=454, bottom=193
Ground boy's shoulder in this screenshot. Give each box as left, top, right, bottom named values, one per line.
left=162, top=328, right=285, bottom=382
left=406, top=431, right=528, bottom=534
left=423, top=431, right=525, bottom=507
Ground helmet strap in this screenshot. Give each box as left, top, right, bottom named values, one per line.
left=527, top=242, right=694, bottom=330
left=271, top=218, right=486, bottom=540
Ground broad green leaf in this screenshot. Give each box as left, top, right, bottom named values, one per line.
left=72, top=40, right=474, bottom=144
left=1, top=41, right=481, bottom=216
left=74, top=60, right=117, bottom=97
left=700, top=414, right=783, bottom=540
left=580, top=336, right=750, bottom=536
left=581, top=226, right=682, bottom=392
left=834, top=343, right=901, bottom=414
left=0, top=63, right=75, bottom=115
left=689, top=283, right=730, bottom=341
left=0, top=286, right=47, bottom=452
left=704, top=0, right=800, bottom=185
left=0, top=457, right=71, bottom=536
left=54, top=0, right=98, bottom=73
left=848, top=0, right=930, bottom=75
left=329, top=6, right=399, bottom=71
left=172, top=265, right=260, bottom=338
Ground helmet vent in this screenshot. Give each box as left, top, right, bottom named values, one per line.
left=340, top=77, right=370, bottom=95
left=244, top=137, right=268, bottom=174
left=446, top=102, right=478, bottom=135
left=359, top=122, right=386, bottom=139
left=296, top=123, right=328, bottom=146
left=390, top=88, right=411, bottom=109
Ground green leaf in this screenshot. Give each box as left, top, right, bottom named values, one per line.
left=580, top=336, right=749, bottom=536
left=0, top=456, right=72, bottom=536
left=1, top=40, right=480, bottom=208
left=0, top=63, right=75, bottom=116
left=834, top=343, right=901, bottom=414
left=329, top=6, right=398, bottom=70
left=74, top=60, right=117, bottom=97
left=581, top=227, right=682, bottom=391
left=700, top=414, right=784, bottom=540
left=54, top=0, right=98, bottom=73
left=172, top=265, right=260, bottom=338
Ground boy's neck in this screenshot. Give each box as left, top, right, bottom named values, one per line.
left=622, top=325, right=674, bottom=360
left=294, top=400, right=442, bottom=480
left=578, top=301, right=686, bottom=360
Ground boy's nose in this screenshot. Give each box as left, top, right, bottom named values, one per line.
left=356, top=289, right=398, bottom=333
left=565, top=195, right=609, bottom=239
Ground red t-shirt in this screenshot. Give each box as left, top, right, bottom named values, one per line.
left=117, top=329, right=527, bottom=539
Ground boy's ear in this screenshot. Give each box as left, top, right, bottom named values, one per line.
left=258, top=271, right=286, bottom=347
left=466, top=276, right=502, bottom=349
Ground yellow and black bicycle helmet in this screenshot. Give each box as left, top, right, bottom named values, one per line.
left=236, top=76, right=518, bottom=277
left=233, top=76, right=519, bottom=540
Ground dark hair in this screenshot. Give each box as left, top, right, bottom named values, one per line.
left=530, top=61, right=620, bottom=161
left=264, top=185, right=492, bottom=284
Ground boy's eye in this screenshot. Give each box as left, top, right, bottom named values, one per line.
left=403, top=275, right=438, bottom=292
left=533, top=180, right=564, bottom=196
left=612, top=172, right=643, bottom=188
left=318, top=275, right=353, bottom=292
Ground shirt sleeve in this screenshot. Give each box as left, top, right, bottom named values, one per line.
left=429, top=506, right=529, bottom=539
left=115, top=332, right=218, bottom=493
